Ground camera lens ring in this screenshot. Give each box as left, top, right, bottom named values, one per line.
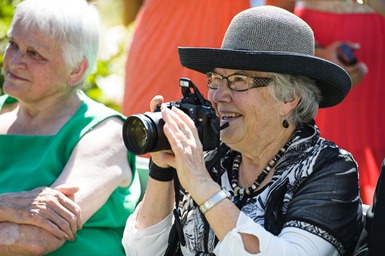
left=122, top=112, right=171, bottom=155
left=123, top=114, right=155, bottom=155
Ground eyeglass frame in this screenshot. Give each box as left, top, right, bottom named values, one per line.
left=206, top=71, right=272, bottom=92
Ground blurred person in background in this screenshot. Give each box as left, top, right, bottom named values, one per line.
left=122, top=0, right=250, bottom=120
left=267, top=0, right=385, bottom=205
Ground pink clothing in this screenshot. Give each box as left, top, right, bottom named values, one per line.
left=295, top=7, right=385, bottom=204
left=122, top=0, right=250, bottom=117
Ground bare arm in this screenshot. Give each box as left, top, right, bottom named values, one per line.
left=134, top=96, right=175, bottom=229
left=135, top=178, right=175, bottom=229
left=0, top=186, right=80, bottom=254
left=0, top=186, right=80, bottom=239
left=0, top=117, right=132, bottom=254
left=0, top=222, right=65, bottom=256
left=51, top=117, right=132, bottom=223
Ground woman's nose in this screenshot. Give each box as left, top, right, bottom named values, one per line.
left=211, top=82, right=232, bottom=103
left=8, top=50, right=26, bottom=68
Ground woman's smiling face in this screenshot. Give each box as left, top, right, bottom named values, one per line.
left=208, top=68, right=284, bottom=149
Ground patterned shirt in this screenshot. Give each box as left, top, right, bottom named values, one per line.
left=177, top=120, right=363, bottom=255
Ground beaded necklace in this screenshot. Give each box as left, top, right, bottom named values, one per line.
left=230, top=142, right=290, bottom=203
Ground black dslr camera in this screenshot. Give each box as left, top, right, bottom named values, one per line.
left=122, top=78, right=220, bottom=155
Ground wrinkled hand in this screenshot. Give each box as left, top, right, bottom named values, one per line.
left=147, top=96, right=219, bottom=203
left=160, top=106, right=215, bottom=198
left=316, top=41, right=368, bottom=86
left=148, top=95, right=175, bottom=168
left=0, top=222, right=66, bottom=255
left=0, top=186, right=82, bottom=241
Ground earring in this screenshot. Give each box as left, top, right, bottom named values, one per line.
left=282, top=117, right=289, bottom=128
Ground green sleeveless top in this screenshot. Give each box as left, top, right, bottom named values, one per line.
left=0, top=92, right=141, bottom=255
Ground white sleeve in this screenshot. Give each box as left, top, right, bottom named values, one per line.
left=122, top=203, right=174, bottom=256
left=213, top=211, right=340, bottom=256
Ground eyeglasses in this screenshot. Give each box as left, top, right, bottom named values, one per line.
left=206, top=72, right=272, bottom=92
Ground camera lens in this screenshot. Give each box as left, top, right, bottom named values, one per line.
left=122, top=113, right=170, bottom=155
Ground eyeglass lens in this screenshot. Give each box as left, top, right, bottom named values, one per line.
left=206, top=72, right=271, bottom=91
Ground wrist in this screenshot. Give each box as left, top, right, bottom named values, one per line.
left=199, top=190, right=231, bottom=215
left=189, top=181, right=221, bottom=204
left=148, top=158, right=175, bottom=182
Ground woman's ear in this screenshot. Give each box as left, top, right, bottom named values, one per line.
left=67, top=58, right=89, bottom=86
left=280, top=97, right=301, bottom=116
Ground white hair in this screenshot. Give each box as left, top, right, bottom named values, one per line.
left=269, top=73, right=321, bottom=124
left=9, top=0, right=101, bottom=81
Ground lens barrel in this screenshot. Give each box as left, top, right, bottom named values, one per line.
left=122, top=112, right=170, bottom=155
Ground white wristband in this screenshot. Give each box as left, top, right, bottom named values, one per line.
left=199, top=190, right=230, bottom=214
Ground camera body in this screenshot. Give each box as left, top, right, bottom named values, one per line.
left=122, top=78, right=220, bottom=155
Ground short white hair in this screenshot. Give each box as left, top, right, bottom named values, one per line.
left=269, top=73, right=321, bottom=124
left=9, top=0, right=101, bottom=81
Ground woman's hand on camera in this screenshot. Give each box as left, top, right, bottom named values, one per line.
left=161, top=106, right=219, bottom=201
left=149, top=95, right=174, bottom=168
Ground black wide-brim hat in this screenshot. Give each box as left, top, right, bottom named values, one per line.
left=178, top=6, right=352, bottom=108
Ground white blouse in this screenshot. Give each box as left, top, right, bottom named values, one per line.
left=122, top=203, right=339, bottom=256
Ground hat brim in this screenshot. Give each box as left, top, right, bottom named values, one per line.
left=178, top=47, right=352, bottom=108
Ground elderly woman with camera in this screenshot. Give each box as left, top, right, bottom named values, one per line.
left=0, top=0, right=141, bottom=255
left=123, top=6, right=363, bottom=256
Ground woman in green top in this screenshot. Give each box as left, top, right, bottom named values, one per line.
left=0, top=0, right=141, bottom=255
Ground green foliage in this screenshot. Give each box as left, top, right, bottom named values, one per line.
left=84, top=44, right=127, bottom=111
left=0, top=0, right=20, bottom=94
